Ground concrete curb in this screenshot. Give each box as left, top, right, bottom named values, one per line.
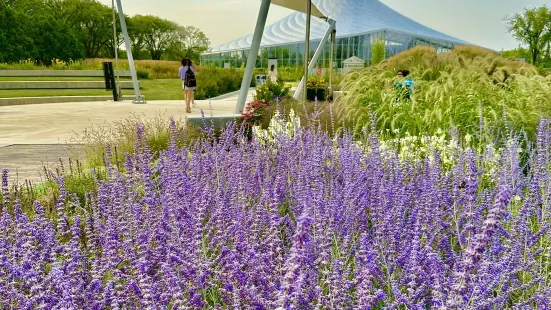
left=209, top=88, right=255, bottom=101
left=186, top=114, right=241, bottom=128
left=0, top=96, right=112, bottom=105
left=0, top=70, right=132, bottom=77
left=0, top=80, right=135, bottom=90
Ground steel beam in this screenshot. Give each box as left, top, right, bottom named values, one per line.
left=235, top=0, right=272, bottom=114
left=111, top=0, right=121, bottom=101
left=116, top=0, right=145, bottom=103
left=294, top=19, right=336, bottom=100
left=328, top=28, right=336, bottom=97
left=302, top=0, right=312, bottom=103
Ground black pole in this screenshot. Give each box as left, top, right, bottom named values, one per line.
left=103, top=62, right=120, bottom=101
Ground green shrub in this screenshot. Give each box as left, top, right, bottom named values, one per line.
left=195, top=67, right=244, bottom=99
left=195, top=77, right=220, bottom=99
left=277, top=67, right=304, bottom=82
left=136, top=68, right=150, bottom=79
left=253, top=80, right=291, bottom=103
left=307, top=74, right=325, bottom=88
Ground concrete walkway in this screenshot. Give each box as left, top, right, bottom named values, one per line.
left=0, top=99, right=240, bottom=146
left=0, top=144, right=81, bottom=184
left=0, top=97, right=249, bottom=183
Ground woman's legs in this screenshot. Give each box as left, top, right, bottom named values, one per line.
left=182, top=81, right=187, bottom=102
left=183, top=89, right=187, bottom=108
left=185, top=89, right=191, bottom=112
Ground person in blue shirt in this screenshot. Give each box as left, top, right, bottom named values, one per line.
left=394, top=69, right=413, bottom=101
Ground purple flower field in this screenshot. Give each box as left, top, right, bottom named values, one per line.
left=1, top=119, right=551, bottom=309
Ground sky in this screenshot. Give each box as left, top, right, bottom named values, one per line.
left=100, top=0, right=550, bottom=51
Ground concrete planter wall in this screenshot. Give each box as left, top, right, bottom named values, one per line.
left=0, top=81, right=136, bottom=90
left=0, top=95, right=136, bottom=105
left=0, top=70, right=132, bottom=77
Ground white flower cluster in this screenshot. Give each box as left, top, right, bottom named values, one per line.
left=377, top=129, right=460, bottom=166
left=358, top=128, right=517, bottom=181
left=255, top=117, right=520, bottom=183
left=253, top=109, right=301, bottom=145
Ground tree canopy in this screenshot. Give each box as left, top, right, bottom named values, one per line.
left=167, top=26, right=211, bottom=63
left=0, top=0, right=83, bottom=64
left=0, top=0, right=210, bottom=64
left=507, top=5, right=551, bottom=66
left=129, top=15, right=178, bottom=60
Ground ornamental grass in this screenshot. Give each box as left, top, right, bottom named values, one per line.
left=338, top=45, right=551, bottom=142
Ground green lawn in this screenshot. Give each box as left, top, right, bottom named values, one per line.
left=0, top=79, right=185, bottom=103
left=131, top=79, right=184, bottom=100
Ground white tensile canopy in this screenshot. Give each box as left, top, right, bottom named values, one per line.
left=271, top=0, right=327, bottom=19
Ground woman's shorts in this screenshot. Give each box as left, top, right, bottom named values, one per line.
left=182, top=81, right=196, bottom=91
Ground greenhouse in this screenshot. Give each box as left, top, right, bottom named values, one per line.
left=201, top=0, right=469, bottom=69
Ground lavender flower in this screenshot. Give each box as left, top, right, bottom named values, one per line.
left=0, top=119, right=549, bottom=308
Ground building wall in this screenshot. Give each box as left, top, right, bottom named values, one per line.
left=200, top=30, right=457, bottom=69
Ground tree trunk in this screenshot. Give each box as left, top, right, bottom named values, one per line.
left=151, top=50, right=162, bottom=60
left=132, top=47, right=142, bottom=60
left=532, top=48, right=539, bottom=65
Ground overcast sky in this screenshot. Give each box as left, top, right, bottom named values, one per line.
left=100, top=0, right=549, bottom=51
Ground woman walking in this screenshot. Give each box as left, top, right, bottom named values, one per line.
left=178, top=58, right=197, bottom=113
left=268, top=64, right=278, bottom=83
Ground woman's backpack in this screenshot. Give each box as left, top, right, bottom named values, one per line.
left=185, top=66, right=197, bottom=88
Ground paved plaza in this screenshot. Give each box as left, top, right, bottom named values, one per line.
left=0, top=98, right=245, bottom=182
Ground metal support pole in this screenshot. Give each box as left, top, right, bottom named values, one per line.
left=294, top=19, right=336, bottom=100
left=115, top=0, right=145, bottom=103
left=303, top=0, right=312, bottom=103
left=235, top=0, right=272, bottom=114
left=329, top=28, right=336, bottom=97
left=111, top=0, right=121, bottom=101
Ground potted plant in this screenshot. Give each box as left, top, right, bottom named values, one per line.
left=306, top=75, right=326, bottom=101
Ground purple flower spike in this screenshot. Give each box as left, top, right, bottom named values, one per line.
left=0, top=117, right=550, bottom=308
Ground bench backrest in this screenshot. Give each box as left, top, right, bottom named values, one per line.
left=0, top=70, right=132, bottom=77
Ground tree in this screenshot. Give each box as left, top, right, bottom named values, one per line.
left=0, top=0, right=210, bottom=63
left=507, top=5, right=551, bottom=65
left=371, top=38, right=386, bottom=65
left=129, top=15, right=177, bottom=60
left=33, top=13, right=84, bottom=63
left=101, top=14, right=131, bottom=58
left=0, top=4, right=37, bottom=62
left=126, top=16, right=149, bottom=59
left=0, top=0, right=82, bottom=64
left=167, top=26, right=210, bottom=62
left=60, top=0, right=115, bottom=58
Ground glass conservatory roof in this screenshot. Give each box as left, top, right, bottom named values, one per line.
left=208, top=0, right=468, bottom=54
